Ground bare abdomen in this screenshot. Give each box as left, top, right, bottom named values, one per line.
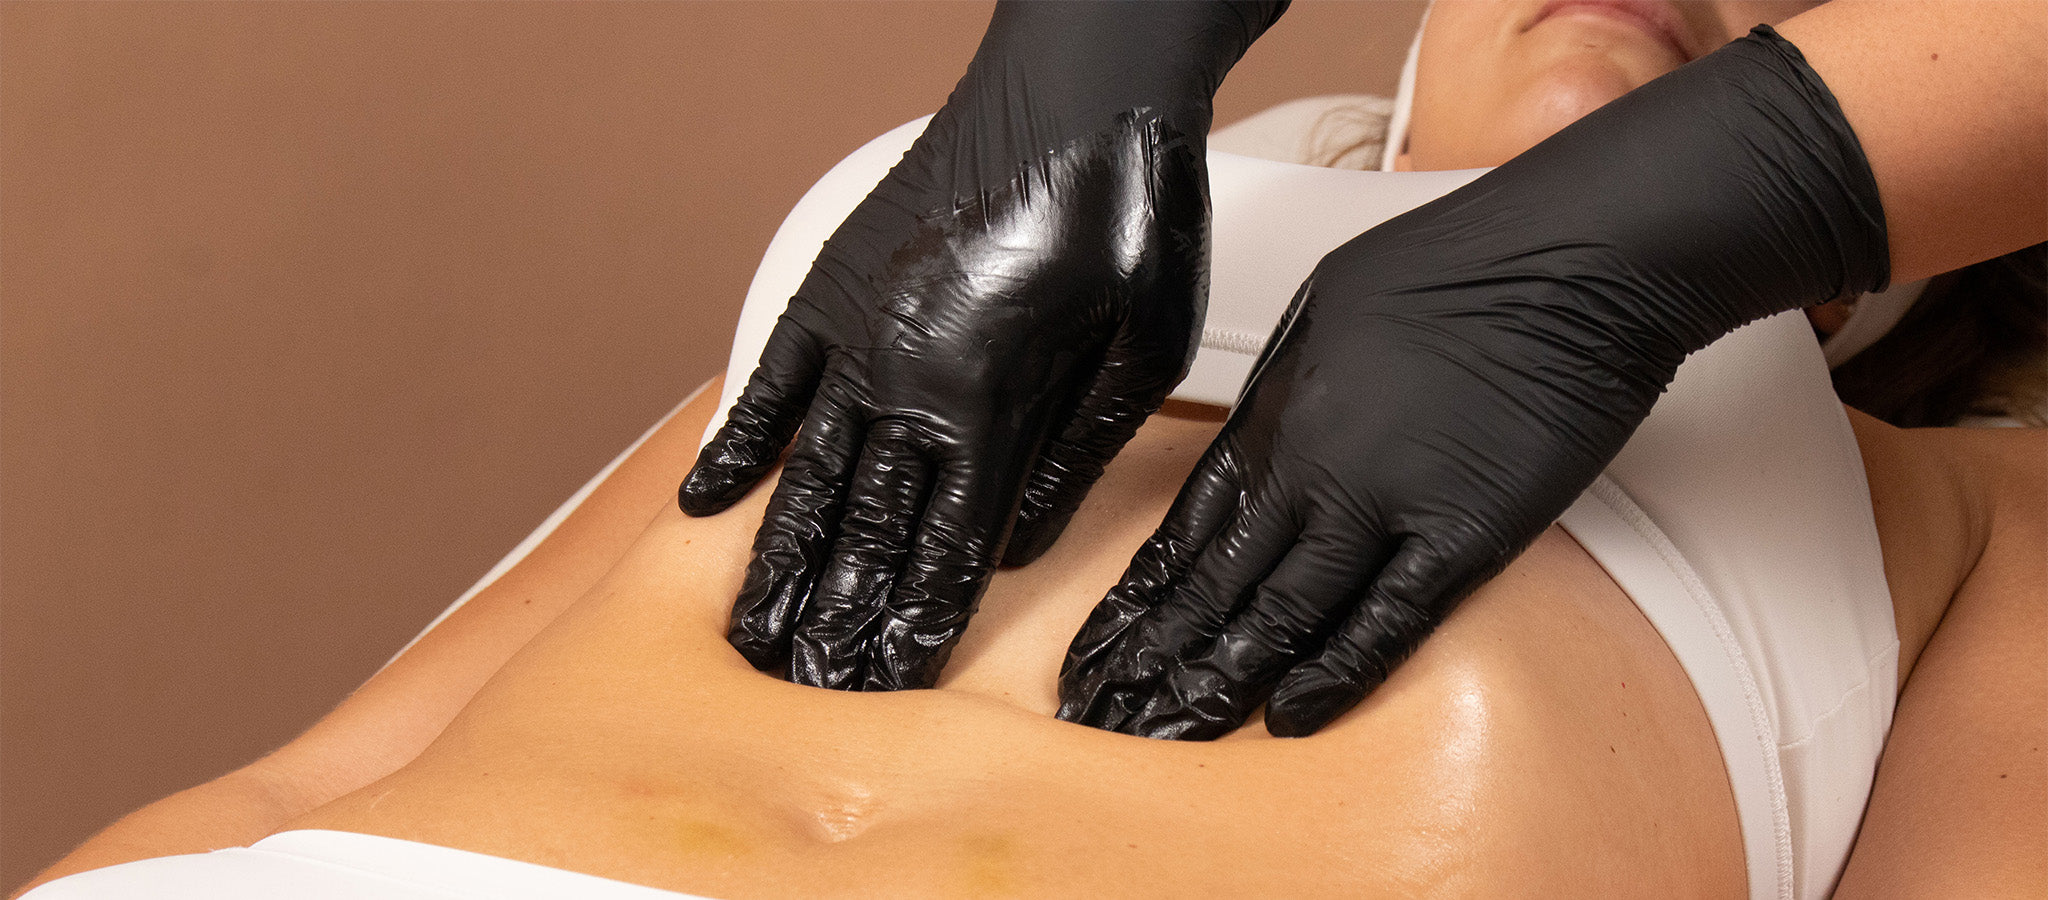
left=289, top=415, right=1743, bottom=897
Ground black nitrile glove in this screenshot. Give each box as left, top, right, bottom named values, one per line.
left=1058, top=25, right=1890, bottom=739
left=679, top=2, right=1287, bottom=690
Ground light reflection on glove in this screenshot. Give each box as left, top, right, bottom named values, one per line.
left=679, top=2, right=1286, bottom=690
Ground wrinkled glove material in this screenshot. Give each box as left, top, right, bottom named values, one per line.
left=1057, top=25, right=1891, bottom=740
left=680, top=1, right=1285, bottom=691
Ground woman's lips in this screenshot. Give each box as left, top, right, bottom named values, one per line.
left=1527, top=0, right=1696, bottom=62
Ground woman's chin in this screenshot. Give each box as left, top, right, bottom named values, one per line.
left=1493, top=60, right=1652, bottom=158
left=1409, top=60, right=1644, bottom=171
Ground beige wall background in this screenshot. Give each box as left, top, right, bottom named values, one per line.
left=0, top=0, right=1424, bottom=887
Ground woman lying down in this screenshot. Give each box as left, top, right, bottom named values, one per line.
left=20, top=2, right=2046, bottom=898
left=18, top=323, right=2043, bottom=899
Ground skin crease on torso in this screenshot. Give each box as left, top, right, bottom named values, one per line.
left=275, top=378, right=2030, bottom=898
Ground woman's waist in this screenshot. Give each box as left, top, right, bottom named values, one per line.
left=284, top=671, right=1409, bottom=897
left=283, top=524, right=1741, bottom=895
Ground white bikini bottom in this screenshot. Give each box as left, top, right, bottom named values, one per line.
left=27, top=121, right=1896, bottom=900
left=19, top=830, right=711, bottom=900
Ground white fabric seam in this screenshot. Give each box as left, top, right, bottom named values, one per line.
left=1589, top=476, right=1796, bottom=900
left=1774, top=641, right=1898, bottom=751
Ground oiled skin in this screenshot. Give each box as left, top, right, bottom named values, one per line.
left=285, top=391, right=1749, bottom=898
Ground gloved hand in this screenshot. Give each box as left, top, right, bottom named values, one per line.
left=679, top=2, right=1286, bottom=690
left=1057, top=25, right=1891, bottom=739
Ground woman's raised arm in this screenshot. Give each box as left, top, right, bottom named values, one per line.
left=1782, top=0, right=2047, bottom=282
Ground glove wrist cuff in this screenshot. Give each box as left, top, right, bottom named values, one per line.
left=945, top=1, right=1286, bottom=151
left=1451, top=22, right=1894, bottom=359
left=1655, top=23, right=1892, bottom=338
left=1733, top=24, right=1893, bottom=298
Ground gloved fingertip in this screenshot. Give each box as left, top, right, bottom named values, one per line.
left=725, top=623, right=787, bottom=672
left=882, top=614, right=970, bottom=691
left=727, top=556, right=815, bottom=673
left=1132, top=662, right=1269, bottom=741
left=862, top=649, right=940, bottom=692
left=999, top=513, right=1066, bottom=567
left=1007, top=459, right=1111, bottom=563
left=680, top=432, right=789, bottom=515
left=1053, top=692, right=1091, bottom=724
left=1125, top=700, right=1234, bottom=742
left=1059, top=686, right=1139, bottom=733
left=1263, top=672, right=1364, bottom=738
left=681, top=401, right=805, bottom=516
left=678, top=464, right=747, bottom=516
left=788, top=633, right=864, bottom=691
left=1055, top=662, right=1144, bottom=732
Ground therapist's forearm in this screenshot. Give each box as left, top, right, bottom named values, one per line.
left=1777, top=0, right=2047, bottom=284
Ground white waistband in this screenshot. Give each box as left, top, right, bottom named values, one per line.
left=21, top=830, right=717, bottom=900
